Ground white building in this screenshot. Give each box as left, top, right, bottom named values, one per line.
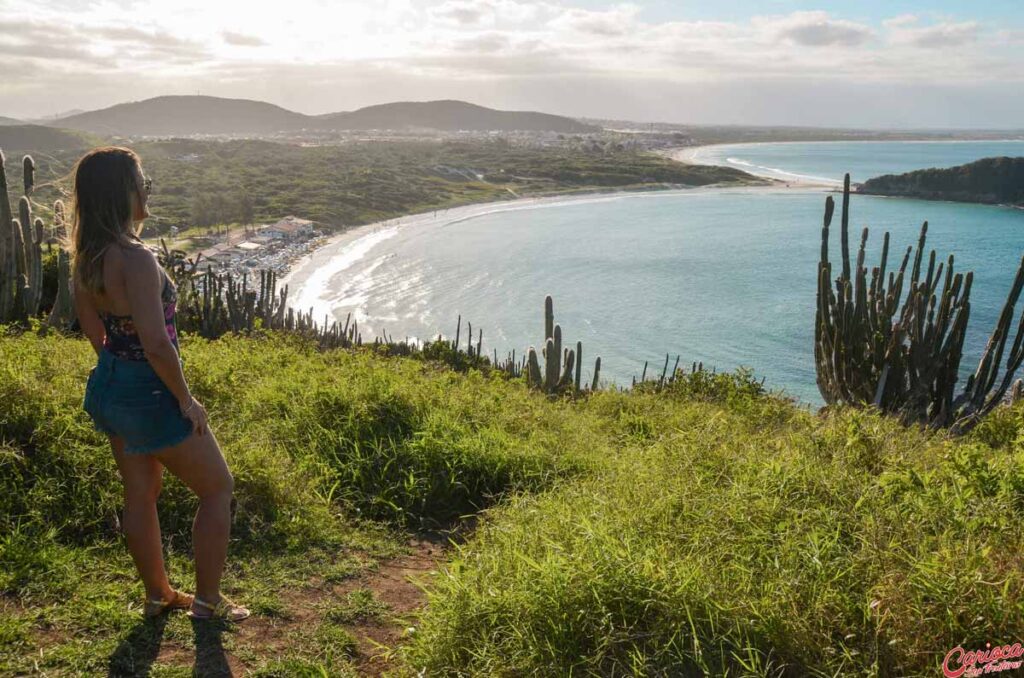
left=197, top=241, right=236, bottom=267
left=262, top=216, right=316, bottom=239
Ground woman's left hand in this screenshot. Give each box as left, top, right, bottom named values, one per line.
left=180, top=396, right=209, bottom=437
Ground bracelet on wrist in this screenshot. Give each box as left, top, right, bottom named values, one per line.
left=181, top=397, right=195, bottom=414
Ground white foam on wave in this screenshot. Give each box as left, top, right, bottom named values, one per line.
left=288, top=226, right=399, bottom=322
left=723, top=157, right=842, bottom=185
left=332, top=253, right=393, bottom=308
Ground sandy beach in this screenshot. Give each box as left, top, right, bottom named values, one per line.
left=661, top=144, right=839, bottom=189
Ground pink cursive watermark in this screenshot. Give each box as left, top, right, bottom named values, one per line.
left=943, top=642, right=1024, bottom=677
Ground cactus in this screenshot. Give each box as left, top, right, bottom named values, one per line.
left=815, top=174, right=1024, bottom=433
left=29, top=217, right=43, bottom=314
left=9, top=218, right=28, bottom=322
left=22, top=155, right=34, bottom=196
left=45, top=247, right=74, bottom=331
left=0, top=149, right=14, bottom=322
left=0, top=150, right=53, bottom=323
left=525, top=295, right=598, bottom=394
left=1009, top=379, right=1024, bottom=405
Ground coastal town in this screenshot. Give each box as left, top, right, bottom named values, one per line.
left=182, top=215, right=329, bottom=278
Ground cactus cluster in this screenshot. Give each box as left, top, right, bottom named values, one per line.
left=165, top=242, right=368, bottom=350
left=0, top=150, right=68, bottom=327
left=525, top=295, right=600, bottom=394
left=815, top=174, right=1024, bottom=432
left=450, top=314, right=484, bottom=359
left=632, top=354, right=685, bottom=389
left=493, top=348, right=524, bottom=378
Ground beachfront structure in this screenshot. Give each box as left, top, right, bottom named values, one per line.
left=262, top=216, right=316, bottom=239
left=197, top=241, right=236, bottom=266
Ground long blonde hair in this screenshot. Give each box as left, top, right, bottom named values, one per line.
left=63, top=146, right=146, bottom=296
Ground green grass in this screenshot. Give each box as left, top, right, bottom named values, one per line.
left=0, top=327, right=603, bottom=673
left=2, top=327, right=1023, bottom=675
left=401, top=384, right=1024, bottom=676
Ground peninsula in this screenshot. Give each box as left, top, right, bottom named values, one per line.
left=858, top=156, right=1024, bottom=207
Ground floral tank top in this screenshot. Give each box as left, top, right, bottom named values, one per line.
left=100, top=266, right=179, bottom=360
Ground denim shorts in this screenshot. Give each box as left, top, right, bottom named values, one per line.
left=83, top=347, right=195, bottom=454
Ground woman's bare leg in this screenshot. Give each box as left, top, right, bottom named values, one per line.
left=154, top=428, right=234, bottom=604
left=110, top=435, right=175, bottom=602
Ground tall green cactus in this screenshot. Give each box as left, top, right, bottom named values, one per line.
left=525, top=295, right=600, bottom=394
left=45, top=247, right=74, bottom=330
left=0, top=149, right=13, bottom=321
left=23, top=155, right=34, bottom=196
left=0, top=151, right=47, bottom=323
left=9, top=217, right=28, bottom=322
left=19, top=158, right=42, bottom=317
left=815, top=174, right=1024, bottom=432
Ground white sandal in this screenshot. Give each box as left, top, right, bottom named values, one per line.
left=187, top=594, right=251, bottom=622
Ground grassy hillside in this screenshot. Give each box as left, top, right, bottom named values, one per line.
left=859, top=156, right=1024, bottom=206
left=0, top=125, right=104, bottom=152
left=16, top=138, right=758, bottom=235
left=2, top=327, right=1023, bottom=675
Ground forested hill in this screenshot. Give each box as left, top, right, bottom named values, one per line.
left=46, top=95, right=599, bottom=136
left=858, top=156, right=1024, bottom=206
left=0, top=125, right=102, bottom=152
left=317, top=100, right=599, bottom=133
left=48, top=95, right=310, bottom=136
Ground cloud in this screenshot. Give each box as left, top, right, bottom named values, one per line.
left=995, top=29, right=1024, bottom=45
left=549, top=5, right=641, bottom=37
left=95, top=26, right=193, bottom=48
left=0, top=15, right=209, bottom=66
left=882, top=14, right=918, bottom=29
left=1, top=0, right=1021, bottom=126
left=0, top=40, right=113, bottom=66
left=222, top=30, right=266, bottom=47
left=431, top=0, right=489, bottom=25
left=450, top=32, right=512, bottom=53
left=887, top=17, right=980, bottom=48
left=0, top=18, right=114, bottom=65
left=767, top=11, right=873, bottom=47
left=428, top=0, right=547, bottom=28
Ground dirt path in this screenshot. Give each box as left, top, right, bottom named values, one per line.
left=152, top=536, right=446, bottom=676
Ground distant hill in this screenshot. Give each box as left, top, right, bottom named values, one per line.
left=45, top=95, right=599, bottom=137
left=0, top=116, right=23, bottom=126
left=23, top=108, right=88, bottom=124
left=0, top=125, right=103, bottom=152
left=858, top=156, right=1024, bottom=207
left=315, top=100, right=600, bottom=133
left=49, top=95, right=310, bottom=136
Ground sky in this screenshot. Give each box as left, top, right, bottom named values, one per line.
left=2, top=0, right=1023, bottom=128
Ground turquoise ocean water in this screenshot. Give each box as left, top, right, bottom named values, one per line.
left=286, top=141, right=1024, bottom=405
left=691, top=140, right=1024, bottom=185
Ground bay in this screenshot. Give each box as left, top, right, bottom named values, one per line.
left=282, top=143, right=1024, bottom=405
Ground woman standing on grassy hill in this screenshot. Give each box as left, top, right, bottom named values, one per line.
left=64, top=146, right=249, bottom=622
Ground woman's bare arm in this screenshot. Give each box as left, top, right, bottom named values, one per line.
left=122, top=247, right=192, bottom=407
left=72, top=275, right=106, bottom=357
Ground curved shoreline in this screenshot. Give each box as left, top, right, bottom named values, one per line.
left=666, top=139, right=1024, bottom=189
left=278, top=179, right=830, bottom=323
left=664, top=144, right=841, bottom=188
